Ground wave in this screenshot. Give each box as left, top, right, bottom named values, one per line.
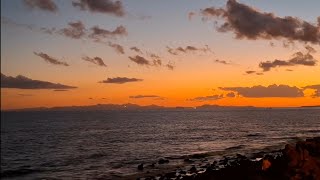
left=225, top=145, right=246, bottom=151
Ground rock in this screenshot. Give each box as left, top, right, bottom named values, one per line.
left=184, top=158, right=194, bottom=163
left=137, top=163, right=144, bottom=171
left=165, top=171, right=176, bottom=179
left=158, top=158, right=169, bottom=164
left=189, top=165, right=197, bottom=173
left=262, top=159, right=271, bottom=171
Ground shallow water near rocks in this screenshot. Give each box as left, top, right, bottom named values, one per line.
left=1, top=108, right=320, bottom=179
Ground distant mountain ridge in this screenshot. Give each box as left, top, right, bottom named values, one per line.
left=3, top=103, right=260, bottom=112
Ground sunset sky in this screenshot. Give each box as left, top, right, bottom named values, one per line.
left=1, top=0, right=320, bottom=110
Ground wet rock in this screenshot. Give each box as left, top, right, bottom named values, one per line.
left=137, top=163, right=144, bottom=171
left=158, top=158, right=169, bottom=164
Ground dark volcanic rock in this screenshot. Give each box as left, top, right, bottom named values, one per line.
left=137, top=163, right=144, bottom=171
left=158, top=158, right=169, bottom=164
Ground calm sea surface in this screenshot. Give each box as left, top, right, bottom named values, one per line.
left=1, top=108, right=320, bottom=179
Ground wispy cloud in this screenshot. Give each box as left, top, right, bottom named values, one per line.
left=188, top=94, right=223, bottom=101
left=199, top=0, right=320, bottom=44
left=34, top=52, right=69, bottom=66
left=89, top=25, right=127, bottom=41
left=1, top=73, right=77, bottom=89
left=82, top=56, right=107, bottom=67
left=99, top=77, right=143, bottom=84
left=214, top=59, right=231, bottom=65
left=259, top=46, right=318, bottom=72
left=59, top=21, right=86, bottom=39
left=129, top=55, right=150, bottom=66
left=130, top=47, right=143, bottom=54
left=220, top=84, right=304, bottom=98
left=129, top=95, right=165, bottom=100
left=303, top=85, right=320, bottom=98
left=167, top=45, right=212, bottom=55
left=24, top=0, right=58, bottom=12
left=72, top=0, right=125, bottom=17
left=108, top=42, right=125, bottom=54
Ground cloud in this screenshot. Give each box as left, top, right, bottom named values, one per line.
left=245, top=70, right=256, bottom=74
left=24, top=0, right=58, bottom=12
left=82, top=56, right=107, bottom=67
left=1, top=73, right=77, bottom=89
left=220, top=84, right=304, bottom=98
left=72, top=0, right=125, bottom=17
left=99, top=77, right=143, bottom=84
left=167, top=45, right=212, bottom=55
left=129, top=55, right=150, bottom=66
left=226, top=92, right=236, bottom=97
left=2, top=16, right=57, bottom=34
left=108, top=42, right=125, bottom=54
left=89, top=25, right=127, bottom=41
left=130, top=47, right=143, bottom=54
left=166, top=62, right=175, bottom=70
left=200, top=0, right=320, bottom=44
left=215, top=59, right=231, bottom=65
left=129, top=95, right=164, bottom=100
left=303, top=84, right=320, bottom=97
left=188, top=12, right=196, bottom=21
left=34, top=52, right=69, bottom=66
left=188, top=94, right=223, bottom=101
left=59, top=21, right=86, bottom=39
left=259, top=47, right=318, bottom=72
left=54, top=89, right=69, bottom=91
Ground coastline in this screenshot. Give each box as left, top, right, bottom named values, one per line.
left=126, top=137, right=320, bottom=180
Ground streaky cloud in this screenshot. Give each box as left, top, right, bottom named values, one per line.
left=1, top=73, right=77, bottom=89
left=34, top=52, right=69, bottom=66
left=82, top=56, right=107, bottom=67
left=99, top=77, right=143, bottom=84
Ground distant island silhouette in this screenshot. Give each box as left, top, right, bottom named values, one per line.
left=4, top=103, right=319, bottom=112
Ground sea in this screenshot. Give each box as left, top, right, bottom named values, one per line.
left=1, top=108, right=320, bottom=179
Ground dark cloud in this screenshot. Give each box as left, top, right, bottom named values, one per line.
left=1, top=73, right=77, bottom=89
left=54, top=89, right=69, bottom=92
left=72, top=0, right=125, bottom=17
left=108, top=42, right=125, bottom=54
left=259, top=48, right=318, bottom=72
left=89, top=25, right=127, bottom=41
left=149, top=53, right=162, bottom=66
left=24, top=0, right=58, bottom=12
left=82, top=56, right=107, bottom=67
left=215, top=59, right=231, bottom=65
left=129, top=95, right=163, bottom=99
left=166, top=62, right=175, bottom=70
left=129, top=55, right=150, bottom=66
left=167, top=45, right=212, bottom=55
left=200, top=0, right=320, bottom=44
left=99, top=77, right=143, bottom=84
left=34, top=52, right=69, bottom=66
left=188, top=94, right=223, bottom=101
left=220, top=84, right=304, bottom=98
left=59, top=21, right=86, bottom=39
left=245, top=70, right=256, bottom=74
left=130, top=47, right=143, bottom=54
left=226, top=92, right=236, bottom=97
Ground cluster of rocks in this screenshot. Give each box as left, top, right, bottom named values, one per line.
left=136, top=137, right=320, bottom=180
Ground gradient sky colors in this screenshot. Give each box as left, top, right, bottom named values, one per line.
left=1, top=0, right=320, bottom=110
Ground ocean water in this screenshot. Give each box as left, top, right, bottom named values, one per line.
left=1, top=108, right=320, bottom=179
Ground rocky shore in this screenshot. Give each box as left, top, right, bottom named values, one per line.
left=133, top=137, right=320, bottom=180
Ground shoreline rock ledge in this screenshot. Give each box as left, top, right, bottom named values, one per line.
left=137, top=137, right=320, bottom=180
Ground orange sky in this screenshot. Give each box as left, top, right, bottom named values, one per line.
left=1, top=0, right=320, bottom=110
